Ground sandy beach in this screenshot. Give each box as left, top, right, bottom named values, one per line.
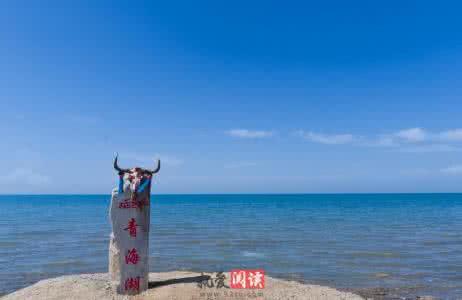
left=1, top=271, right=364, bottom=300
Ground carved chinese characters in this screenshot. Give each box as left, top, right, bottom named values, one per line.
left=109, top=156, right=159, bottom=295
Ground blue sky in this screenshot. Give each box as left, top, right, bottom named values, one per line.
left=1, top=1, right=462, bottom=193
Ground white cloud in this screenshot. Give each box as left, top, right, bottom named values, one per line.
left=398, top=144, right=459, bottom=153
left=226, top=129, right=273, bottom=139
left=364, top=135, right=399, bottom=147
left=394, top=127, right=427, bottom=143
left=375, top=136, right=396, bottom=147
left=296, top=127, right=462, bottom=151
left=439, top=129, right=462, bottom=141
left=441, top=165, right=462, bottom=175
left=378, top=128, right=462, bottom=149
left=297, top=130, right=355, bottom=145
left=0, top=168, right=51, bottom=186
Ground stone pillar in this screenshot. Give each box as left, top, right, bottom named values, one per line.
left=109, top=180, right=151, bottom=295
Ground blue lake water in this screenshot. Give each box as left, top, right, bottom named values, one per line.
left=1, top=194, right=462, bottom=298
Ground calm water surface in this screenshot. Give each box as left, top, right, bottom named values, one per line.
left=0, top=194, right=461, bottom=298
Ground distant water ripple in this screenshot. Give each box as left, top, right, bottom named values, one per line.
left=0, top=194, right=461, bottom=298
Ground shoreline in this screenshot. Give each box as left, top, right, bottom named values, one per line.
left=2, top=271, right=364, bottom=300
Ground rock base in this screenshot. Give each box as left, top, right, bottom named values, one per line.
left=2, top=271, right=364, bottom=300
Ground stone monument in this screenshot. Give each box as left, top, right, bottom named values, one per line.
left=109, top=154, right=160, bottom=295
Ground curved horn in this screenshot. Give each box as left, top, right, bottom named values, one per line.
left=146, top=159, right=161, bottom=175
left=113, top=154, right=130, bottom=174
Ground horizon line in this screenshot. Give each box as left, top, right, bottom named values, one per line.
left=0, top=192, right=461, bottom=196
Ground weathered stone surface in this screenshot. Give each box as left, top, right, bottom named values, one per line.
left=109, top=186, right=151, bottom=295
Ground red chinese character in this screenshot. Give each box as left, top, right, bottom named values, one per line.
left=230, top=270, right=247, bottom=289
left=119, top=199, right=131, bottom=208
left=230, top=270, right=265, bottom=289
left=124, top=276, right=140, bottom=292
left=119, top=198, right=149, bottom=209
left=132, top=198, right=146, bottom=209
left=248, top=270, right=264, bottom=289
left=124, top=218, right=139, bottom=237
left=125, top=248, right=140, bottom=265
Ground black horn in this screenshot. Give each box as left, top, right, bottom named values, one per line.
left=113, top=154, right=130, bottom=175
left=146, top=159, right=161, bottom=175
